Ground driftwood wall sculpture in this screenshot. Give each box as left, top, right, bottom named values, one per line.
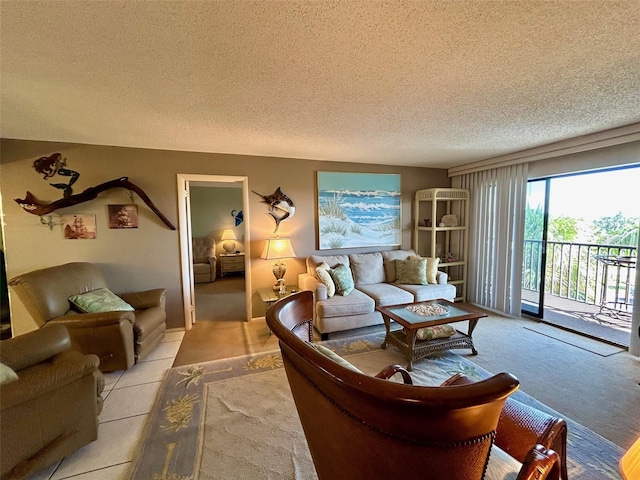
left=14, top=153, right=176, bottom=230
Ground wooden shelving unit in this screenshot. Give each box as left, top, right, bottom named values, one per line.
left=413, top=188, right=469, bottom=301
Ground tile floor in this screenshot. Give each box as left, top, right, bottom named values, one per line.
left=29, top=331, right=185, bottom=480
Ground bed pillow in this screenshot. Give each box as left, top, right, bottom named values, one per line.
left=395, top=258, right=428, bottom=285
left=315, top=262, right=336, bottom=297
left=329, top=264, right=355, bottom=296
left=69, top=288, right=135, bottom=313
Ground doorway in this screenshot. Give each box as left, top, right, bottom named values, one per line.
left=177, top=174, right=251, bottom=330
left=521, top=166, right=639, bottom=345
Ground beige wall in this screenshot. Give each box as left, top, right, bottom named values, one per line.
left=0, top=139, right=450, bottom=332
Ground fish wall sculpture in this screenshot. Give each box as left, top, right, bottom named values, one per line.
left=252, top=187, right=295, bottom=233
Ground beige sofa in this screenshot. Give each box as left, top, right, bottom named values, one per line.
left=9, top=262, right=166, bottom=371
left=299, top=249, right=456, bottom=339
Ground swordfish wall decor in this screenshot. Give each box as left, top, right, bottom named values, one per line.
left=14, top=153, right=176, bottom=230
left=252, top=187, right=295, bottom=233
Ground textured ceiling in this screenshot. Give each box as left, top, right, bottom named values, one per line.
left=1, top=1, right=639, bottom=169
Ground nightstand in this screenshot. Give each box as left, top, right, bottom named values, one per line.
left=220, top=253, right=245, bottom=278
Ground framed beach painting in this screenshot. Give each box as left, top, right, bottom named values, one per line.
left=317, top=172, right=401, bottom=250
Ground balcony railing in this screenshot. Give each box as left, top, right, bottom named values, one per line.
left=523, top=240, right=636, bottom=315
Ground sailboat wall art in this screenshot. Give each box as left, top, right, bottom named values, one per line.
left=316, top=172, right=401, bottom=250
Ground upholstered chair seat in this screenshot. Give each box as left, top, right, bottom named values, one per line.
left=192, top=237, right=217, bottom=283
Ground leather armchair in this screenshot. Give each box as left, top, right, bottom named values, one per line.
left=9, top=262, right=166, bottom=372
left=266, top=291, right=562, bottom=480
left=0, top=324, right=104, bottom=479
left=192, top=237, right=217, bottom=283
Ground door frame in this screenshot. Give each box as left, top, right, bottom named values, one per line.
left=522, top=178, right=550, bottom=318
left=177, top=174, right=251, bottom=330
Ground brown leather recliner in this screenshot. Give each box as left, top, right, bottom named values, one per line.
left=266, top=291, right=562, bottom=480
left=9, top=262, right=166, bottom=371
left=0, top=324, right=104, bottom=479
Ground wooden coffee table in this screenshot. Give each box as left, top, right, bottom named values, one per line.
left=376, top=299, right=487, bottom=371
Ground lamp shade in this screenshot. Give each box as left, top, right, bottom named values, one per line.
left=621, top=436, right=640, bottom=479
left=261, top=238, right=296, bottom=260
left=221, top=229, right=237, bottom=241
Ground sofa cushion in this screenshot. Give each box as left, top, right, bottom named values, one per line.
left=193, top=263, right=212, bottom=275
left=395, top=258, right=428, bottom=285
left=350, top=252, right=385, bottom=286
left=315, top=262, right=336, bottom=297
left=485, top=444, right=523, bottom=480
left=356, top=283, right=414, bottom=307
left=381, top=249, right=417, bottom=283
left=316, top=289, right=375, bottom=318
left=396, top=283, right=457, bottom=302
left=329, top=264, right=355, bottom=296
left=69, top=288, right=135, bottom=313
left=308, top=344, right=363, bottom=373
left=416, top=324, right=456, bottom=341
left=307, top=254, right=350, bottom=278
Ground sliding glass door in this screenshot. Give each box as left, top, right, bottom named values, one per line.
left=521, top=179, right=549, bottom=317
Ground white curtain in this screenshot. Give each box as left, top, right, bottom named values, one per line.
left=452, top=164, right=528, bottom=315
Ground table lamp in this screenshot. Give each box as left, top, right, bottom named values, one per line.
left=221, top=229, right=237, bottom=254
left=261, top=237, right=296, bottom=292
left=621, top=435, right=640, bottom=479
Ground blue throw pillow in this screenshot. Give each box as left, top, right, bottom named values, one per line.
left=329, top=264, right=355, bottom=296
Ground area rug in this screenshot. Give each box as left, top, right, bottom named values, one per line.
left=129, top=332, right=624, bottom=480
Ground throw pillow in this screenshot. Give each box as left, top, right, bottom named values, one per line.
left=395, top=258, right=428, bottom=285
left=308, top=344, right=362, bottom=373
left=329, top=264, right=355, bottom=296
left=0, top=362, right=18, bottom=385
left=69, top=288, right=135, bottom=313
left=415, top=324, right=456, bottom=341
left=350, top=252, right=385, bottom=286
left=315, top=262, right=336, bottom=297
left=426, top=256, right=440, bottom=284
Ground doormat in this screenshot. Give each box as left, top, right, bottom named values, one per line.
left=524, top=323, right=625, bottom=357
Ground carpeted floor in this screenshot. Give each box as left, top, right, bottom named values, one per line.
left=130, top=333, right=626, bottom=480
left=172, top=277, right=279, bottom=367
left=173, top=282, right=640, bottom=451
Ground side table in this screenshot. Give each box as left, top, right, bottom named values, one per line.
left=257, top=285, right=299, bottom=308
left=220, top=253, right=245, bottom=278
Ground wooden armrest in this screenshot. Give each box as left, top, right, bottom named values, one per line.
left=441, top=373, right=568, bottom=480
left=375, top=365, right=413, bottom=384
left=517, top=445, right=561, bottom=480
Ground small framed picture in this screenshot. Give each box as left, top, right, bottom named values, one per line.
left=62, top=214, right=97, bottom=239
left=108, top=204, right=139, bottom=229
